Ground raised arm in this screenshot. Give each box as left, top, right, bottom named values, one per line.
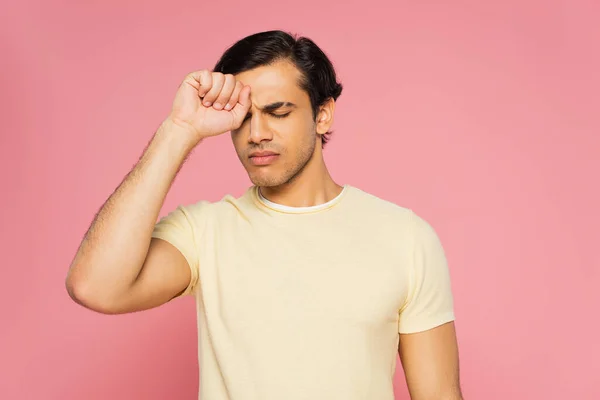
left=65, top=70, right=251, bottom=314
left=65, top=121, right=195, bottom=314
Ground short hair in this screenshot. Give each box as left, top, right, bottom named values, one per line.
left=213, top=30, right=343, bottom=148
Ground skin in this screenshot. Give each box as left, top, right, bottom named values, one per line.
left=65, top=59, right=462, bottom=399
left=231, top=60, right=343, bottom=206
left=400, top=322, right=463, bottom=399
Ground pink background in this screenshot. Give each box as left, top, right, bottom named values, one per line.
left=1, top=0, right=599, bottom=399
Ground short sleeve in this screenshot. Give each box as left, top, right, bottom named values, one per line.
left=398, top=211, right=456, bottom=334
left=151, top=204, right=201, bottom=297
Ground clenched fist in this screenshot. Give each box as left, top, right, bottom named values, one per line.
left=168, top=70, right=252, bottom=143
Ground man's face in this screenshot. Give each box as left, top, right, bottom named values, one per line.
left=231, top=60, right=318, bottom=187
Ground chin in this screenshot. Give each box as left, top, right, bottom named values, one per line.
left=248, top=173, right=287, bottom=187
left=245, top=164, right=294, bottom=187
left=243, top=149, right=312, bottom=188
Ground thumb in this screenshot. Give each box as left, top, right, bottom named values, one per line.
left=230, top=85, right=252, bottom=124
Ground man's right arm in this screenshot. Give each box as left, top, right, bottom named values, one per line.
left=65, top=70, right=252, bottom=314
left=65, top=119, right=196, bottom=314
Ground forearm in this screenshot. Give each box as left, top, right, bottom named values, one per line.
left=66, top=119, right=194, bottom=305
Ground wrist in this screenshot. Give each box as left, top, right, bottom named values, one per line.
left=155, top=118, right=202, bottom=155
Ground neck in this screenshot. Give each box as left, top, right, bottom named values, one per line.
left=259, top=143, right=343, bottom=207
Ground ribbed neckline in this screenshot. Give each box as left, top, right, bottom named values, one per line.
left=253, top=185, right=350, bottom=215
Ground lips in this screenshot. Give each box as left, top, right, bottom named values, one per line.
left=249, top=151, right=279, bottom=158
left=248, top=150, right=279, bottom=166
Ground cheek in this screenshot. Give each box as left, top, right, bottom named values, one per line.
left=272, top=115, right=315, bottom=141
left=230, top=131, right=246, bottom=155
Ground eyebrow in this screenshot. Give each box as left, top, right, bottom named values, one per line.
left=259, top=102, right=297, bottom=113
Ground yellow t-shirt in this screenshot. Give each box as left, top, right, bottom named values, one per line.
left=151, top=185, right=455, bottom=400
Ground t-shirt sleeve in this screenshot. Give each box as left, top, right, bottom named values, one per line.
left=398, top=211, right=456, bottom=334
left=151, top=204, right=201, bottom=298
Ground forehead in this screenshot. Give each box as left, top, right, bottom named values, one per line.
left=234, top=60, right=309, bottom=106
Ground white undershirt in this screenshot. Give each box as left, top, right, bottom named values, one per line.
left=257, top=185, right=348, bottom=213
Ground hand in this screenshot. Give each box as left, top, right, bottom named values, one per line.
left=167, top=70, right=252, bottom=143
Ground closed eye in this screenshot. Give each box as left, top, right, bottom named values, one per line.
left=243, top=112, right=291, bottom=122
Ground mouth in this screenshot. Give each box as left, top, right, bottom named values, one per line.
left=248, top=151, right=280, bottom=166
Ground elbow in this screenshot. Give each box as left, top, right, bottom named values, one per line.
left=65, top=270, right=120, bottom=314
left=420, top=395, right=463, bottom=400
left=416, top=389, right=463, bottom=400
left=436, top=389, right=463, bottom=400
left=440, top=391, right=464, bottom=400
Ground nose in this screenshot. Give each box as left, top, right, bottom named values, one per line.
left=248, top=114, right=273, bottom=144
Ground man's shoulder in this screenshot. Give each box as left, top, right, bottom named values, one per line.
left=345, top=186, right=441, bottom=234
left=346, top=186, right=442, bottom=247
left=176, top=186, right=255, bottom=217
left=346, top=185, right=413, bottom=219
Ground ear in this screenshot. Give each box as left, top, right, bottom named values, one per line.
left=315, top=98, right=335, bottom=135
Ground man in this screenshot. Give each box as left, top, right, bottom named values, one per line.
left=66, top=30, right=463, bottom=400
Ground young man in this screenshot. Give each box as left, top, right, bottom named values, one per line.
left=66, top=30, right=463, bottom=400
